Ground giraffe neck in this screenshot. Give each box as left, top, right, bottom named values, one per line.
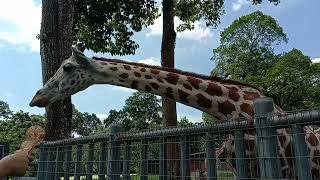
left=91, top=57, right=265, bottom=121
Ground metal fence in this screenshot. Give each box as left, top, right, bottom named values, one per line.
left=23, top=98, right=320, bottom=179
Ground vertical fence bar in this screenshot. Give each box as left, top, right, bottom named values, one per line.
left=160, top=137, right=168, bottom=180
left=234, top=131, right=248, bottom=179
left=122, top=141, right=131, bottom=180
left=47, top=147, right=56, bottom=180
left=180, top=135, right=190, bottom=180
left=98, top=142, right=107, bottom=180
left=292, top=124, right=312, bottom=179
left=86, top=143, right=95, bottom=180
left=107, top=124, right=121, bottom=180
left=206, top=133, right=217, bottom=180
left=54, top=146, right=65, bottom=180
left=140, top=139, right=148, bottom=180
left=37, top=146, right=48, bottom=180
left=254, top=97, right=281, bottom=179
left=74, top=144, right=83, bottom=180
left=64, top=145, right=72, bottom=180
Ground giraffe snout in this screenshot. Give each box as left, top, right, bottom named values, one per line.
left=29, top=90, right=49, bottom=107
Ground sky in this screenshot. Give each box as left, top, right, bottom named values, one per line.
left=0, top=0, right=319, bottom=122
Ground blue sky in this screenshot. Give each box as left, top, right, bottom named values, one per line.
left=0, top=0, right=319, bottom=122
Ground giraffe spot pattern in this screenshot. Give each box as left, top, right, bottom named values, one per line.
left=240, top=103, right=254, bottom=116
left=110, top=67, right=118, bottom=71
left=119, top=73, right=129, bottom=79
left=308, top=134, right=319, bottom=146
left=145, top=85, right=152, bottom=92
left=150, top=69, right=160, bottom=74
left=187, top=77, right=202, bottom=89
left=196, top=93, right=212, bottom=109
left=165, top=87, right=174, bottom=99
left=205, top=82, right=223, bottom=96
left=100, top=62, right=108, bottom=65
left=243, top=91, right=260, bottom=100
left=110, top=62, right=117, bottom=65
left=218, top=100, right=236, bottom=115
left=165, top=73, right=180, bottom=85
left=134, top=72, right=141, bottom=77
left=140, top=67, right=146, bottom=72
left=226, top=87, right=240, bottom=102
left=183, top=83, right=192, bottom=91
left=150, top=83, right=160, bottom=90
left=157, top=78, right=164, bottom=83
left=178, top=89, right=189, bottom=103
left=145, top=75, right=152, bottom=79
left=123, top=65, right=131, bottom=70
left=131, top=81, right=138, bottom=89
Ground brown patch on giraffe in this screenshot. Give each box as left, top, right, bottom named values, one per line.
left=312, top=149, right=320, bottom=165
left=150, top=83, right=160, bottom=90
left=183, top=83, right=192, bottom=91
left=145, top=85, right=152, bottom=92
left=145, top=75, right=152, bottom=79
left=140, top=67, right=146, bottom=72
left=243, top=91, right=261, bottom=100
left=178, top=89, right=189, bottom=103
left=218, top=100, right=236, bottom=116
left=131, top=81, right=138, bottom=89
left=205, top=82, right=223, bottom=96
left=150, top=69, right=160, bottom=74
left=157, top=78, right=164, bottom=83
left=165, top=73, right=180, bottom=85
left=134, top=72, right=141, bottom=77
left=240, top=103, right=254, bottom=117
left=110, top=67, right=118, bottom=71
left=119, top=80, right=125, bottom=83
left=187, top=77, right=202, bottom=89
left=134, top=66, right=139, bottom=69
left=110, top=62, right=117, bottom=65
left=308, top=134, right=319, bottom=146
left=226, top=86, right=240, bottom=102
left=123, top=65, right=131, bottom=70
left=196, top=93, right=212, bottom=109
left=100, top=62, right=108, bottom=65
left=165, top=87, right=174, bottom=99
left=119, top=73, right=129, bottom=79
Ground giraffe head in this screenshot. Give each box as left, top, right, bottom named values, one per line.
left=29, top=47, right=97, bottom=107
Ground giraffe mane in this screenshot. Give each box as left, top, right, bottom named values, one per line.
left=92, top=57, right=261, bottom=91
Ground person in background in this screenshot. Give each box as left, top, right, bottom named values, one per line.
left=0, top=151, right=32, bottom=178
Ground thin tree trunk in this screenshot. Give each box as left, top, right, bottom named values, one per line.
left=40, top=0, right=74, bottom=141
left=161, top=0, right=179, bottom=178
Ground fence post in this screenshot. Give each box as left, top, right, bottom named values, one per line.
left=63, top=145, right=72, bottom=180
left=205, top=133, right=217, bottom=180
left=234, top=131, right=248, bottom=179
left=37, top=145, right=48, bottom=180
left=74, top=144, right=83, bottom=180
left=160, top=137, right=168, bottom=180
left=98, top=142, right=107, bottom=180
left=107, top=124, right=121, bottom=180
left=140, top=139, right=148, bottom=180
left=54, top=146, right=65, bottom=180
left=254, top=97, right=281, bottom=179
left=180, top=135, right=191, bottom=180
left=122, top=141, right=131, bottom=180
left=87, top=143, right=95, bottom=180
left=292, top=124, right=312, bottom=179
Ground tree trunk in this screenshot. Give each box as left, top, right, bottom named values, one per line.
left=161, top=0, right=179, bottom=178
left=40, top=0, right=74, bottom=141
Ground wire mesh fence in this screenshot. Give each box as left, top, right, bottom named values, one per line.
left=16, top=98, right=320, bottom=179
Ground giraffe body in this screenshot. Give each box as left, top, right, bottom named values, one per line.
left=30, top=47, right=320, bottom=179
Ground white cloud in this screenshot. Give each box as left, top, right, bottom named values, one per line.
left=146, top=15, right=213, bottom=42
left=111, top=86, right=136, bottom=93
left=312, top=57, right=320, bottom=63
left=96, top=113, right=109, bottom=121
left=138, top=57, right=161, bottom=66
left=0, top=0, right=41, bottom=52
left=232, top=0, right=250, bottom=11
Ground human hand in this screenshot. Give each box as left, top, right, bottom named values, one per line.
left=0, top=151, right=32, bottom=177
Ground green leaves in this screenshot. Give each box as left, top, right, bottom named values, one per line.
left=73, top=0, right=159, bottom=55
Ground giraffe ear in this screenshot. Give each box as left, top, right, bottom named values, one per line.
left=71, top=47, right=92, bottom=67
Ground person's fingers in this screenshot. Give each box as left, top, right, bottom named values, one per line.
left=27, top=155, right=33, bottom=161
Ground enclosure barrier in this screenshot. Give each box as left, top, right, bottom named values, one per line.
left=21, top=97, right=320, bottom=179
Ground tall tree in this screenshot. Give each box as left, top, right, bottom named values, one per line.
left=40, top=0, right=74, bottom=140
left=211, top=10, right=287, bottom=83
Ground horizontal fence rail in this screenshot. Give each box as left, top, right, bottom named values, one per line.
left=13, top=98, right=320, bottom=180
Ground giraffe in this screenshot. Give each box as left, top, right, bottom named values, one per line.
left=30, top=47, right=320, bottom=179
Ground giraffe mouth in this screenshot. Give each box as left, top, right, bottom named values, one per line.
left=29, top=91, right=49, bottom=107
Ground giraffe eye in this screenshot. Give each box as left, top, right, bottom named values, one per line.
left=63, top=63, right=74, bottom=72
